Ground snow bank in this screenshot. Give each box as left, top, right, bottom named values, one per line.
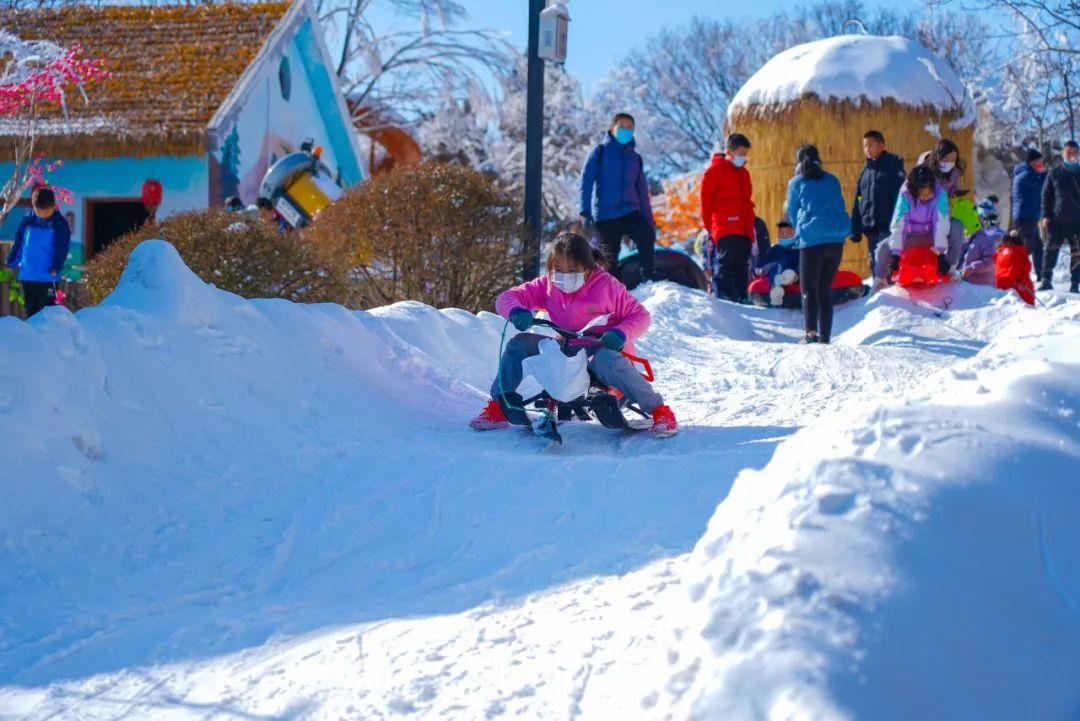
left=659, top=297, right=1080, bottom=720
left=729, top=35, right=973, bottom=126
left=2, top=239, right=1079, bottom=719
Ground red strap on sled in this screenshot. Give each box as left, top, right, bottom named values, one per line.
left=621, top=352, right=654, bottom=382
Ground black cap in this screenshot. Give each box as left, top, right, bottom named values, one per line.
left=1025, top=148, right=1044, bottom=163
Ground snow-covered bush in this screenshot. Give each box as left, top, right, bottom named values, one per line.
left=83, top=209, right=356, bottom=307
left=304, top=162, right=523, bottom=313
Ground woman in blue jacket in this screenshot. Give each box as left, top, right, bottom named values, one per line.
left=785, top=145, right=851, bottom=344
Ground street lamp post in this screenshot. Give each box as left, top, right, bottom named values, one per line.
left=523, top=0, right=570, bottom=280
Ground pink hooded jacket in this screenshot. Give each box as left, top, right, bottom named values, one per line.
left=495, top=270, right=651, bottom=354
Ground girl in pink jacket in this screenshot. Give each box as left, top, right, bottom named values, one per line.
left=470, top=232, right=677, bottom=436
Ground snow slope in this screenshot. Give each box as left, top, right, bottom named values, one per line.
left=1, top=240, right=1078, bottom=719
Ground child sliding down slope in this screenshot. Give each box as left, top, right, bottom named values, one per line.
left=470, top=232, right=677, bottom=437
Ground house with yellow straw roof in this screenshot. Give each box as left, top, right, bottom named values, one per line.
left=0, top=0, right=365, bottom=272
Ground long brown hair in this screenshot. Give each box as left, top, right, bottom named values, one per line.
left=545, top=232, right=606, bottom=274
left=927, top=138, right=965, bottom=178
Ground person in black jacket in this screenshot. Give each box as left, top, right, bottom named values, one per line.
left=1038, top=140, right=1080, bottom=293
left=850, top=130, right=905, bottom=273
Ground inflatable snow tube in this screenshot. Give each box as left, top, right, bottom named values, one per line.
left=892, top=247, right=949, bottom=288
left=749, top=269, right=867, bottom=309
left=617, top=248, right=708, bottom=291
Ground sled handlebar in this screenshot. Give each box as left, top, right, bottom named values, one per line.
left=530, top=319, right=654, bottom=382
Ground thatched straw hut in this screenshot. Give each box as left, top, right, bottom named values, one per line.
left=727, top=34, right=975, bottom=275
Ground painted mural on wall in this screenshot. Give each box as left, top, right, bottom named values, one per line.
left=209, top=33, right=349, bottom=208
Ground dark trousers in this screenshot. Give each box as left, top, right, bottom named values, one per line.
left=1012, top=219, right=1043, bottom=281
left=800, top=242, right=844, bottom=343
left=712, top=234, right=751, bottom=302
left=595, top=211, right=655, bottom=283
left=864, top=228, right=890, bottom=274
left=22, top=281, right=56, bottom=318
left=1043, top=221, right=1080, bottom=288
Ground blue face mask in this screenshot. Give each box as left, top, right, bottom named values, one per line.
left=1064, top=159, right=1080, bottom=170
left=614, top=127, right=634, bottom=145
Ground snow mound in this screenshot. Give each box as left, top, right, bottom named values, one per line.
left=729, top=35, right=973, bottom=125
left=659, top=299, right=1080, bottom=720
left=2, top=240, right=1080, bottom=719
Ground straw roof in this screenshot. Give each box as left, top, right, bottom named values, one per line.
left=0, top=2, right=291, bottom=160
left=724, top=35, right=977, bottom=276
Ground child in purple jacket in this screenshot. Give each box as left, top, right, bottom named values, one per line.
left=960, top=199, right=1004, bottom=286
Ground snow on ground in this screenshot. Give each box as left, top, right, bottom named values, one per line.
left=1, top=240, right=1078, bottom=720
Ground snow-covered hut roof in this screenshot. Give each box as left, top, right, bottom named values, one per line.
left=728, top=35, right=973, bottom=127
left=0, top=2, right=291, bottom=159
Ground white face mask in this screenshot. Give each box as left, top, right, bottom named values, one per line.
left=552, top=271, right=586, bottom=293
left=939, top=161, right=956, bottom=173
left=731, top=155, right=748, bottom=168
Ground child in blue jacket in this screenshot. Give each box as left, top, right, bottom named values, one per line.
left=5, top=187, right=71, bottom=318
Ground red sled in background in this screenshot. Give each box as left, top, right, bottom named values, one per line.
left=748, top=269, right=866, bottom=309
left=892, top=247, right=950, bottom=288
left=994, top=245, right=1035, bottom=306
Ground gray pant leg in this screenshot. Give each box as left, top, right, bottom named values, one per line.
left=874, top=240, right=894, bottom=281
left=588, top=349, right=664, bottom=413
left=490, top=332, right=545, bottom=399
left=947, top=218, right=964, bottom=267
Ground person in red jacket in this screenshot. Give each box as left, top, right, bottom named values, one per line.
left=700, top=133, right=756, bottom=302
left=994, top=230, right=1035, bottom=305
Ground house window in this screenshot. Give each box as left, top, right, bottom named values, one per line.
left=279, top=56, right=292, bottom=101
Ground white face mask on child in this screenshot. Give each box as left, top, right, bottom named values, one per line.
left=939, top=161, right=956, bottom=173
left=552, top=271, right=586, bottom=293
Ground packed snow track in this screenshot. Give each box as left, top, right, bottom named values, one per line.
left=1, top=241, right=1078, bottom=720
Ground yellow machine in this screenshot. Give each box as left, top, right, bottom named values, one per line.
left=259, top=144, right=344, bottom=229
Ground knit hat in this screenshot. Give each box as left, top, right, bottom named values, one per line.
left=1025, top=148, right=1044, bottom=163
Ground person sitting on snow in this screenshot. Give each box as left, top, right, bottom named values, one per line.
left=960, top=198, right=1005, bottom=286
left=874, top=165, right=950, bottom=290
left=994, top=230, right=1036, bottom=305
left=755, top=219, right=800, bottom=306
left=470, top=232, right=678, bottom=437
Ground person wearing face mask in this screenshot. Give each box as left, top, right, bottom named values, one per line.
left=1011, top=148, right=1047, bottom=282
left=1038, top=140, right=1080, bottom=293
left=700, top=133, right=756, bottom=302
left=878, top=165, right=951, bottom=288
left=470, top=232, right=677, bottom=436
left=921, top=138, right=967, bottom=269
left=579, top=112, right=657, bottom=284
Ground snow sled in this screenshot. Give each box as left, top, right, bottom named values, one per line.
left=748, top=270, right=867, bottom=309
left=496, top=316, right=656, bottom=444
left=617, top=248, right=708, bottom=292
left=892, top=247, right=950, bottom=288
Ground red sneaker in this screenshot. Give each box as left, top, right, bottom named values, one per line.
left=650, top=404, right=678, bottom=437
left=470, top=399, right=509, bottom=430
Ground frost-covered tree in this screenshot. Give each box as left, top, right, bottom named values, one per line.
left=0, top=30, right=107, bottom=224
left=595, top=0, right=992, bottom=176
left=316, top=0, right=511, bottom=130
left=419, top=55, right=593, bottom=223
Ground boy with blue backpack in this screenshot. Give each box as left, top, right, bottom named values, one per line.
left=5, top=187, right=71, bottom=318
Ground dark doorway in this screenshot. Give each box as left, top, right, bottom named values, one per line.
left=87, top=199, right=150, bottom=256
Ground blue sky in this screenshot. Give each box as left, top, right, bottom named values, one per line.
left=459, top=0, right=915, bottom=88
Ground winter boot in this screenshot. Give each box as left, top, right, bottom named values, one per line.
left=777, top=269, right=797, bottom=286
left=469, top=399, right=509, bottom=430
left=650, top=404, right=678, bottom=438
left=1038, top=279, right=1053, bottom=292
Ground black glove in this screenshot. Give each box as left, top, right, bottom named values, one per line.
left=509, top=308, right=534, bottom=332
left=937, top=254, right=951, bottom=275
left=889, top=254, right=900, bottom=274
